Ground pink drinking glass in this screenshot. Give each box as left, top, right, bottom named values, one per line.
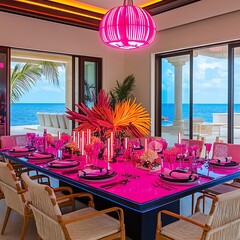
left=54, top=139, right=64, bottom=159
left=204, top=143, right=212, bottom=161
left=174, top=143, right=186, bottom=170
left=84, top=144, right=94, bottom=167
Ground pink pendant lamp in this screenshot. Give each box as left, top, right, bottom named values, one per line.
left=99, top=0, right=156, bottom=50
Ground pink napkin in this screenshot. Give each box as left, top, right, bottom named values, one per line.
left=10, top=147, right=29, bottom=152
left=78, top=168, right=107, bottom=177
left=163, top=168, right=198, bottom=180
left=148, top=140, right=163, bottom=152
left=212, top=156, right=232, bottom=163
left=48, top=160, right=78, bottom=167
left=27, top=152, right=52, bottom=159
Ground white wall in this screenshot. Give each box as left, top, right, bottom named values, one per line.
left=0, top=11, right=126, bottom=92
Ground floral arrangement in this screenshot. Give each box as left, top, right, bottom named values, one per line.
left=164, top=147, right=181, bottom=163
left=64, top=141, right=80, bottom=156
left=140, top=150, right=159, bottom=163
left=91, top=136, right=104, bottom=148
left=66, top=90, right=150, bottom=140
left=61, top=133, right=71, bottom=143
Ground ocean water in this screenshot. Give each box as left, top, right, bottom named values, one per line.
left=162, top=103, right=240, bottom=125
left=10, top=103, right=240, bottom=126
left=11, top=103, right=66, bottom=126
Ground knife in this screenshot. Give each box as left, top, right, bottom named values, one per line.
left=197, top=173, right=215, bottom=180
left=62, top=169, right=79, bottom=175
left=100, top=179, right=129, bottom=189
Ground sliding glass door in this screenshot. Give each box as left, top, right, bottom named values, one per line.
left=193, top=46, right=228, bottom=142
left=156, top=41, right=240, bottom=145
left=158, top=53, right=190, bottom=147
left=233, top=45, right=240, bottom=143
left=0, top=47, right=10, bottom=136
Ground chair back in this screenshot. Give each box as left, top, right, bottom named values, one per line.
left=181, top=139, right=204, bottom=157
left=21, top=173, right=65, bottom=240
left=206, top=189, right=240, bottom=240
left=0, top=162, right=27, bottom=215
left=1, top=136, right=16, bottom=149
left=212, top=142, right=240, bottom=163
left=212, top=142, right=228, bottom=158
left=0, top=135, right=28, bottom=149
left=227, top=143, right=240, bottom=163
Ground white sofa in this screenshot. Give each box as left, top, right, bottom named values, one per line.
left=36, top=112, right=70, bottom=134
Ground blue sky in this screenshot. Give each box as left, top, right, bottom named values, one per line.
left=14, top=65, right=65, bottom=104
left=161, top=54, right=240, bottom=104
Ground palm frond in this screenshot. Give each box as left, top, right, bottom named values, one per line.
left=66, top=90, right=150, bottom=139
left=39, top=61, right=60, bottom=86
left=109, top=74, right=135, bottom=108
left=10, top=60, right=61, bottom=103
left=11, top=62, right=42, bottom=103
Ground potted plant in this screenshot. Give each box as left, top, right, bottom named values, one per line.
left=109, top=74, right=135, bottom=109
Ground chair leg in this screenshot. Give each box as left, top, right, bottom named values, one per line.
left=72, top=199, right=76, bottom=211
left=20, top=215, right=31, bottom=240
left=202, top=195, right=206, bottom=213
left=191, top=193, right=195, bottom=214
left=1, top=206, right=12, bottom=234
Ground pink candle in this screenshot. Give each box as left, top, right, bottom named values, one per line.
left=178, top=132, right=181, bottom=144
left=87, top=129, right=91, bottom=144
left=81, top=131, right=85, bottom=155
left=77, top=131, right=80, bottom=148
left=124, top=137, right=128, bottom=149
left=72, top=130, right=76, bottom=142
left=86, top=129, right=89, bottom=144
left=107, top=138, right=110, bottom=160
left=57, top=131, right=61, bottom=140
left=144, top=138, right=148, bottom=151
left=110, top=132, right=114, bottom=158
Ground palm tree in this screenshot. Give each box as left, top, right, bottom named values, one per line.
left=10, top=61, right=61, bottom=103
left=109, top=74, right=135, bottom=108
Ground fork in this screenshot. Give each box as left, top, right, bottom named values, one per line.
left=152, top=181, right=172, bottom=190
left=157, top=180, right=177, bottom=190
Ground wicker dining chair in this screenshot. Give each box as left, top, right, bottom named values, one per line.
left=181, top=138, right=204, bottom=157
left=0, top=135, right=75, bottom=210
left=0, top=162, right=33, bottom=240
left=0, top=135, right=33, bottom=174
left=201, top=142, right=240, bottom=206
left=21, top=172, right=126, bottom=240
left=0, top=161, right=77, bottom=239
left=155, top=189, right=240, bottom=240
left=0, top=135, right=28, bottom=149
left=181, top=138, right=205, bottom=213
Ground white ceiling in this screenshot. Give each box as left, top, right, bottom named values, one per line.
left=76, top=0, right=151, bottom=10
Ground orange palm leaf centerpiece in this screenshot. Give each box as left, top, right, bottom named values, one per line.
left=66, top=90, right=150, bottom=139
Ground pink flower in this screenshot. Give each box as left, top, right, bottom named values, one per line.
left=61, top=133, right=71, bottom=143
left=47, top=134, right=53, bottom=144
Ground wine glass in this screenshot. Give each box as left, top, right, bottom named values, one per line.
left=204, top=143, right=212, bottom=163
left=26, top=132, right=36, bottom=147
left=84, top=144, right=94, bottom=168
left=174, top=143, right=186, bottom=170
left=34, top=136, right=44, bottom=152
left=54, top=139, right=64, bottom=159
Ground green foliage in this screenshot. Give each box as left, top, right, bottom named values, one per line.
left=10, top=61, right=61, bottom=103
left=109, top=74, right=135, bottom=108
